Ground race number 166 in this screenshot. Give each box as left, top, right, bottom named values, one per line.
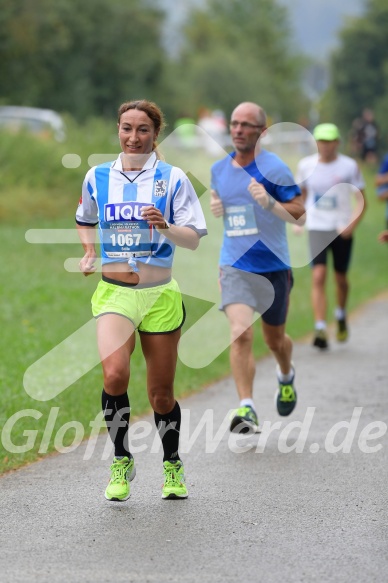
left=227, top=215, right=246, bottom=228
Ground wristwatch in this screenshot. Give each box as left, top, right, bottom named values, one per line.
left=157, top=220, right=170, bottom=231
left=266, top=195, right=276, bottom=211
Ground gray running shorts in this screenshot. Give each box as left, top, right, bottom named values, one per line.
left=219, top=265, right=293, bottom=326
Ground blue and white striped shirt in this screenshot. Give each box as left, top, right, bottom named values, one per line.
left=76, top=152, right=207, bottom=268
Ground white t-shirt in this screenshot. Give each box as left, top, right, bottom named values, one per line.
left=296, top=153, right=365, bottom=231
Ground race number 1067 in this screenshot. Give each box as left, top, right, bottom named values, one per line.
left=109, top=233, right=141, bottom=247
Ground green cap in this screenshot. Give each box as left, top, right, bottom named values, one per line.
left=313, top=123, right=341, bottom=141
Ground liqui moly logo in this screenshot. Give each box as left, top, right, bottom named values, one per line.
left=104, top=202, right=154, bottom=222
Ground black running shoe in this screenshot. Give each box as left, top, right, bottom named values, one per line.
left=229, top=406, right=259, bottom=434
left=276, top=369, right=297, bottom=416
left=313, top=329, right=328, bottom=350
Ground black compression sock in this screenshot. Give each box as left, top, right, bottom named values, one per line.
left=154, top=401, right=181, bottom=462
left=101, top=389, right=131, bottom=458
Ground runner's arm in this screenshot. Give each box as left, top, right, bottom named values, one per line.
left=158, top=224, right=200, bottom=250
left=248, top=178, right=306, bottom=225
left=375, top=172, right=388, bottom=187
left=338, top=188, right=367, bottom=239
left=141, top=205, right=200, bottom=250
left=210, top=189, right=224, bottom=218
left=76, top=223, right=97, bottom=276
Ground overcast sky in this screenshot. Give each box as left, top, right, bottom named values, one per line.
left=159, top=0, right=366, bottom=60
left=278, top=0, right=366, bottom=58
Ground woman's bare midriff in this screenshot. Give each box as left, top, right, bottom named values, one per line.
left=102, top=261, right=171, bottom=285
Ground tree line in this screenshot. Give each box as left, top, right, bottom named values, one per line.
left=2, top=0, right=386, bottom=143
left=324, top=0, right=388, bottom=148
left=0, top=0, right=307, bottom=125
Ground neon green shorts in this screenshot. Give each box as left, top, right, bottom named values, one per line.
left=91, top=277, right=185, bottom=333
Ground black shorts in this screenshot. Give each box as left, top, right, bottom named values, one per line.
left=308, top=230, right=353, bottom=273
left=219, top=265, right=293, bottom=326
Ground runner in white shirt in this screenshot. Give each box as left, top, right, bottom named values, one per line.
left=76, top=99, right=207, bottom=501
left=296, top=123, right=366, bottom=349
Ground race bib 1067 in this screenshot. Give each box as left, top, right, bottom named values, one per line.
left=101, top=201, right=154, bottom=257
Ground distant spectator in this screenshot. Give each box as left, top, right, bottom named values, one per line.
left=359, top=108, right=379, bottom=164
left=350, top=109, right=379, bottom=163
left=198, top=108, right=228, bottom=156
left=349, top=116, right=364, bottom=158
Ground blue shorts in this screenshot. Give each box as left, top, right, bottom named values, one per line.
left=219, top=265, right=293, bottom=326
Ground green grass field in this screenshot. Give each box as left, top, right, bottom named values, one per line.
left=1, top=123, right=387, bottom=474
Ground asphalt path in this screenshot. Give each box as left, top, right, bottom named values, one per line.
left=1, top=295, right=387, bottom=583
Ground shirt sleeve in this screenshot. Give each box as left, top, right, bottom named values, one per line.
left=170, top=169, right=207, bottom=237
left=266, top=163, right=301, bottom=202
left=75, top=168, right=98, bottom=226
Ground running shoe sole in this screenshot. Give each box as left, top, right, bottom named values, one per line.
left=230, top=416, right=259, bottom=434
left=162, top=492, right=188, bottom=500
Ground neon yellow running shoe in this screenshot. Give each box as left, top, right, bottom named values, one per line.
left=162, top=460, right=188, bottom=500
left=105, top=456, right=136, bottom=502
left=336, top=318, right=348, bottom=342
